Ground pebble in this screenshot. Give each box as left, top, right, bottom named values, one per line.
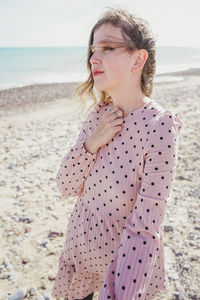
left=41, top=240, right=49, bottom=247
left=42, top=295, right=50, bottom=300
left=18, top=217, right=33, bottom=223
left=51, top=212, right=59, bottom=219
left=19, top=200, right=24, bottom=206
left=24, top=226, right=31, bottom=233
left=188, top=295, right=200, bottom=300
left=194, top=225, right=200, bottom=230
left=7, top=274, right=14, bottom=281
left=173, top=291, right=180, bottom=299
left=164, top=225, right=174, bottom=232
left=48, top=231, right=63, bottom=238
left=172, top=249, right=182, bottom=256
left=29, top=287, right=37, bottom=296
left=169, top=272, right=179, bottom=280
left=40, top=279, right=46, bottom=289
left=183, top=264, right=190, bottom=271
left=7, top=231, right=14, bottom=237
left=0, top=179, right=6, bottom=186
left=22, top=258, right=29, bottom=264
left=47, top=205, right=53, bottom=211
left=8, top=288, right=27, bottom=300
left=48, top=274, right=56, bottom=281
left=6, top=263, right=14, bottom=271
left=189, top=241, right=195, bottom=247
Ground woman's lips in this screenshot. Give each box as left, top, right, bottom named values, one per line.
left=93, top=71, right=104, bottom=77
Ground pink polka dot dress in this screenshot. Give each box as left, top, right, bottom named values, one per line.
left=51, top=97, right=183, bottom=300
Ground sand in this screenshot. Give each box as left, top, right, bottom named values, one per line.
left=0, top=69, right=200, bottom=300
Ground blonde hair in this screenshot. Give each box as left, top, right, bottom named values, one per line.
left=74, top=7, right=157, bottom=113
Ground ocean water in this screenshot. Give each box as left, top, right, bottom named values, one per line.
left=0, top=46, right=200, bottom=91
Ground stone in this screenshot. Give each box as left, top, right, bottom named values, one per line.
left=164, top=225, right=174, bottom=232
left=29, top=287, right=37, bottom=296
left=183, top=264, right=190, bottom=271
left=8, top=288, right=27, bottom=300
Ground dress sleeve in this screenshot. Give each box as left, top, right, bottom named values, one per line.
left=55, top=104, right=99, bottom=198
left=98, top=111, right=183, bottom=300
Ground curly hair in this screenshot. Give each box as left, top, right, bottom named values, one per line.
left=74, top=7, right=157, bottom=113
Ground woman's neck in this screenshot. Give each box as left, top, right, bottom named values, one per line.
left=108, top=86, right=148, bottom=118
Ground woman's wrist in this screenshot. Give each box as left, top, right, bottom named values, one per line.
left=84, top=135, right=99, bottom=154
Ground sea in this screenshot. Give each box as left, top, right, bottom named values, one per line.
left=0, top=46, right=200, bottom=91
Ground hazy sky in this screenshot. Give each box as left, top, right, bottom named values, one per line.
left=1, top=0, right=200, bottom=48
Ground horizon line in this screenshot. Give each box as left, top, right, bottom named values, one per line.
left=0, top=45, right=200, bottom=49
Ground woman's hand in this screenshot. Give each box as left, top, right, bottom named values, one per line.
left=84, top=105, right=124, bottom=153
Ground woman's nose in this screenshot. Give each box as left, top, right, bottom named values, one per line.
left=89, top=53, right=101, bottom=65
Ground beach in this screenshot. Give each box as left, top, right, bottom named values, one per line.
left=0, top=69, right=200, bottom=300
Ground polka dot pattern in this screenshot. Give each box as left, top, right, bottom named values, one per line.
left=51, top=98, right=183, bottom=300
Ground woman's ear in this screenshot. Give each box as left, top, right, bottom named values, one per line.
left=131, top=49, right=148, bottom=72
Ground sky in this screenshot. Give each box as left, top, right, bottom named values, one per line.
left=0, top=0, right=200, bottom=48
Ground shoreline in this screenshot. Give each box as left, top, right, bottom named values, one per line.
left=0, top=67, right=200, bottom=110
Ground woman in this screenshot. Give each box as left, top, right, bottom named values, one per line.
left=51, top=7, right=183, bottom=300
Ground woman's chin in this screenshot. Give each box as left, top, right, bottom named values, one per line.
left=94, top=83, right=110, bottom=94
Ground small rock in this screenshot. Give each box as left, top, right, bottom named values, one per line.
left=32, top=153, right=40, bottom=158
left=189, top=241, right=195, bottom=247
left=194, top=225, right=200, bottom=230
left=7, top=274, right=14, bottom=281
left=177, top=175, right=185, bottom=180
left=183, top=264, right=190, bottom=271
left=8, top=288, right=27, bottom=300
left=24, top=226, right=31, bottom=233
left=188, top=231, right=195, bottom=240
left=41, top=240, right=49, bottom=247
left=7, top=231, right=14, bottom=237
left=48, top=274, right=56, bottom=281
left=22, top=258, right=29, bottom=264
left=51, top=213, right=58, bottom=220
left=6, top=264, right=14, bottom=271
left=40, top=279, right=46, bottom=289
left=29, top=287, right=37, bottom=296
left=169, top=272, right=179, bottom=280
left=19, top=217, right=34, bottom=223
left=172, top=249, right=182, bottom=256
left=19, top=200, right=24, bottom=206
left=42, top=295, right=50, bottom=300
left=164, top=225, right=173, bottom=232
left=47, top=205, right=53, bottom=211
left=16, top=185, right=21, bottom=191
left=173, top=291, right=180, bottom=299
left=188, top=294, right=199, bottom=300
left=190, top=255, right=199, bottom=261
left=0, top=180, right=6, bottom=186
left=48, top=231, right=63, bottom=239
left=3, top=258, right=10, bottom=266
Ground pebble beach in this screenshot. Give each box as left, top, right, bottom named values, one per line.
left=0, top=68, right=200, bottom=300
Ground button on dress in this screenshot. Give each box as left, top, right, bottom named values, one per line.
left=51, top=97, right=183, bottom=300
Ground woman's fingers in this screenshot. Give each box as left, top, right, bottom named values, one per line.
left=112, top=116, right=124, bottom=126
left=108, top=105, right=123, bottom=118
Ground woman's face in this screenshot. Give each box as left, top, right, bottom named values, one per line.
left=89, top=23, right=136, bottom=94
